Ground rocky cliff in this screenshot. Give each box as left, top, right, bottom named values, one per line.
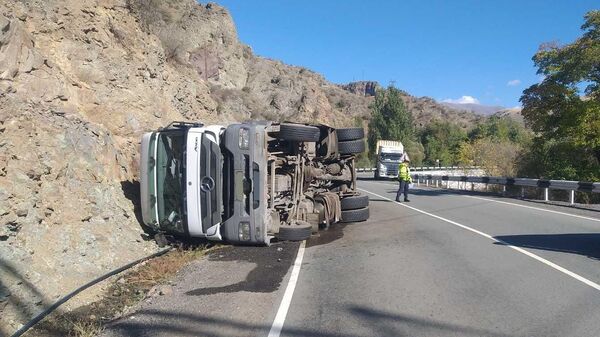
left=0, top=0, right=477, bottom=332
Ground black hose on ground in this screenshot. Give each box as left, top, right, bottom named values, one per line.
left=10, top=246, right=173, bottom=337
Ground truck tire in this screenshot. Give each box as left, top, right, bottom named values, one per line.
left=341, top=195, right=369, bottom=210
left=278, top=123, right=320, bottom=142
left=336, top=127, right=364, bottom=141
left=338, top=139, right=366, bottom=154
left=340, top=207, right=370, bottom=223
left=277, top=224, right=312, bottom=241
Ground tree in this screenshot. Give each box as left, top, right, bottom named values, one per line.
left=459, top=139, right=521, bottom=176
left=353, top=116, right=372, bottom=167
left=468, top=115, right=530, bottom=144
left=367, top=86, right=415, bottom=159
left=519, top=10, right=600, bottom=181
left=420, top=121, right=467, bottom=165
left=403, top=139, right=425, bottom=166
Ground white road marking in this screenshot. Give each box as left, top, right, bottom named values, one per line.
left=462, top=195, right=600, bottom=223
left=358, top=188, right=600, bottom=292
left=268, top=240, right=306, bottom=337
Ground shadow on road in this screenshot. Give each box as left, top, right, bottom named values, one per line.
left=356, top=176, right=384, bottom=181
left=494, top=233, right=600, bottom=260
left=368, top=198, right=393, bottom=203
left=104, top=304, right=512, bottom=337
left=105, top=308, right=353, bottom=337
left=185, top=242, right=299, bottom=296
left=347, top=305, right=512, bottom=337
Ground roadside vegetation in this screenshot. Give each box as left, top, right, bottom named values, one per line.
left=519, top=10, right=600, bottom=182
left=367, top=10, right=599, bottom=185
left=366, top=86, right=530, bottom=176
left=26, top=246, right=214, bottom=337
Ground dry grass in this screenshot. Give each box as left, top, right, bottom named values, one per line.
left=68, top=318, right=104, bottom=337
left=27, top=245, right=219, bottom=337
left=127, top=248, right=209, bottom=288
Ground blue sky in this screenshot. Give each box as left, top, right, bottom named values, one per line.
left=215, top=0, right=598, bottom=108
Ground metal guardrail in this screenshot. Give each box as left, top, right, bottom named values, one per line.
left=356, top=166, right=480, bottom=172
left=412, top=174, right=600, bottom=204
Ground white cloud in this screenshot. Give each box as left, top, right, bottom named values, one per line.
left=507, top=79, right=521, bottom=86
left=442, top=95, right=480, bottom=104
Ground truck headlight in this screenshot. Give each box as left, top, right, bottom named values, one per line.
left=379, top=164, right=387, bottom=172
left=238, top=222, right=250, bottom=241
left=239, top=128, right=249, bottom=149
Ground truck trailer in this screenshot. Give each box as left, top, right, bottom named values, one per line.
left=140, top=121, right=369, bottom=245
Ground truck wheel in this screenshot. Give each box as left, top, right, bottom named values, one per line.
left=338, top=139, right=366, bottom=154
left=340, top=207, right=370, bottom=223
left=277, top=223, right=312, bottom=241
left=278, top=123, right=320, bottom=142
left=336, top=127, right=364, bottom=141
left=341, top=195, right=369, bottom=210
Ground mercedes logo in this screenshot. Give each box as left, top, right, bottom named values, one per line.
left=200, top=176, right=215, bottom=192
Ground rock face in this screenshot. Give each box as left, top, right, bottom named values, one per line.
left=340, top=81, right=378, bottom=97
left=0, top=0, right=478, bottom=332
left=399, top=94, right=484, bottom=129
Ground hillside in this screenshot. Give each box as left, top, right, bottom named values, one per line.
left=493, top=106, right=525, bottom=123
left=0, top=0, right=480, bottom=331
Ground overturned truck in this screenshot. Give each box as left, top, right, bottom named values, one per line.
left=140, top=121, right=369, bottom=245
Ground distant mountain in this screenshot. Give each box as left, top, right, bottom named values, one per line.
left=337, top=82, right=484, bottom=130
left=441, top=102, right=506, bottom=116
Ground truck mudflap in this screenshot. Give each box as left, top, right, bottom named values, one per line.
left=316, top=192, right=342, bottom=226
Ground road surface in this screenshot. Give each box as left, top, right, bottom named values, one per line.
left=102, top=179, right=600, bottom=337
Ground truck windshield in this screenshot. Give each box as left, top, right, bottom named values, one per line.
left=156, top=131, right=186, bottom=233
left=380, top=153, right=403, bottom=161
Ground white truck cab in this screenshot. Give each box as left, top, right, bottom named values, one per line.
left=374, top=140, right=404, bottom=179
left=140, top=122, right=225, bottom=241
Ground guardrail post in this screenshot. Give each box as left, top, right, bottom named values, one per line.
left=502, top=185, right=506, bottom=196
left=544, top=188, right=549, bottom=201
left=426, top=179, right=429, bottom=187
left=521, top=187, right=525, bottom=199
left=471, top=183, right=474, bottom=191
left=570, top=190, right=575, bottom=204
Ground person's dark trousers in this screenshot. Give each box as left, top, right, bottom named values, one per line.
left=396, top=180, right=409, bottom=201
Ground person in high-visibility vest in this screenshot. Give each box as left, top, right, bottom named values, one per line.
left=395, top=155, right=412, bottom=202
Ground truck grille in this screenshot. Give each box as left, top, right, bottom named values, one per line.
left=386, top=164, right=398, bottom=176
left=200, top=134, right=223, bottom=232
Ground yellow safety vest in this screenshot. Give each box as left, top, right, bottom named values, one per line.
left=398, top=163, right=412, bottom=182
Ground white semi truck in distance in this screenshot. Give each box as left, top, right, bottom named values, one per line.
left=374, top=140, right=404, bottom=179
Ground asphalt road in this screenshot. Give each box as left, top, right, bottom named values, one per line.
left=102, top=179, right=600, bottom=337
